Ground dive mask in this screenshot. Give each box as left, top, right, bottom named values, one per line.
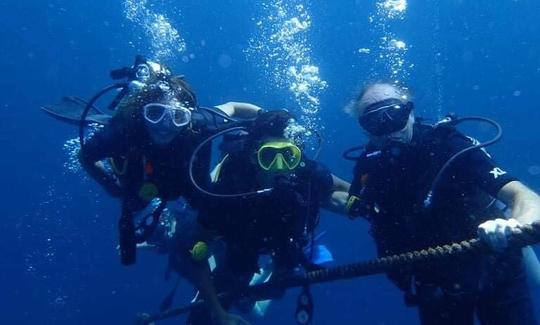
left=257, top=141, right=302, bottom=172
left=143, top=103, right=192, bottom=127
left=359, top=98, right=413, bottom=136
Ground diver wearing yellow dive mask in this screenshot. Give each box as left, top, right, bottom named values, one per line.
left=256, top=140, right=302, bottom=172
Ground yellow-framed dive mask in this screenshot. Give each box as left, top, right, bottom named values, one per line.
left=256, top=141, right=302, bottom=172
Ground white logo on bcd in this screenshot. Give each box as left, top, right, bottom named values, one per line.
left=489, top=167, right=507, bottom=179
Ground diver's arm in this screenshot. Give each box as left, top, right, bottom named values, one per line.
left=215, top=102, right=263, bottom=118
left=332, top=174, right=351, bottom=192
left=78, top=122, right=125, bottom=197
left=322, top=175, right=351, bottom=215
left=497, top=181, right=540, bottom=225
left=79, top=157, right=122, bottom=197
left=193, top=263, right=225, bottom=318
left=192, top=262, right=251, bottom=325
left=478, top=181, right=540, bottom=251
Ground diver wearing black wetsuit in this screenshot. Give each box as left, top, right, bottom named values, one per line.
left=81, top=104, right=224, bottom=209
left=189, top=110, right=349, bottom=325
left=79, top=63, right=258, bottom=265
left=199, top=158, right=333, bottom=277
left=346, top=82, right=538, bottom=324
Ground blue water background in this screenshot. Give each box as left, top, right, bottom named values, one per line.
left=1, top=0, right=539, bottom=323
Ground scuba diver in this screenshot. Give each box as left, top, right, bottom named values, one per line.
left=63, top=56, right=263, bottom=265
left=184, top=110, right=350, bottom=325
left=344, top=82, right=540, bottom=324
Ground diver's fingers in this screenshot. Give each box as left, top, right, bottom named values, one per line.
left=498, top=218, right=523, bottom=248
left=495, top=223, right=508, bottom=251
left=478, top=218, right=523, bottom=252
left=506, top=218, right=523, bottom=235
left=478, top=219, right=504, bottom=251
left=477, top=220, right=494, bottom=241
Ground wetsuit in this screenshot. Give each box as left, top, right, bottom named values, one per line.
left=347, top=122, right=537, bottom=325
left=201, top=156, right=333, bottom=272
left=82, top=107, right=228, bottom=207
left=189, top=156, right=332, bottom=324
left=81, top=107, right=229, bottom=264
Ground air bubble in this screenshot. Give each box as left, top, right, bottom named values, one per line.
left=218, top=54, right=233, bottom=68
left=246, top=1, right=327, bottom=131
left=123, top=0, right=186, bottom=62
left=528, top=165, right=540, bottom=176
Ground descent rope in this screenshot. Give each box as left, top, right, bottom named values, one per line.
left=136, top=220, right=540, bottom=324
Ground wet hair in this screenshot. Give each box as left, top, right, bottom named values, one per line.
left=168, top=75, right=197, bottom=107
left=234, top=110, right=298, bottom=164
left=248, top=110, right=295, bottom=140
left=344, top=81, right=412, bottom=118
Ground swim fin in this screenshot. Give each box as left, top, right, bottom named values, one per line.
left=40, top=96, right=112, bottom=125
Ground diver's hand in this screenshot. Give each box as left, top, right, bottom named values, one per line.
left=478, top=218, right=522, bottom=252
left=214, top=312, right=251, bottom=325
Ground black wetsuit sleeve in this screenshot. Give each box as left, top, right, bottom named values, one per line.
left=80, top=122, right=125, bottom=163
left=447, top=133, right=517, bottom=196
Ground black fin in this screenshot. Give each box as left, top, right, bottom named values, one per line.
left=41, top=96, right=111, bottom=125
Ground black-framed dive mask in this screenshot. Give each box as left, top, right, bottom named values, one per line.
left=359, top=99, right=413, bottom=136
left=257, top=141, right=302, bottom=172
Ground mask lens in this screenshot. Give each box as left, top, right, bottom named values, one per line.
left=259, top=147, right=279, bottom=169
left=171, top=106, right=192, bottom=127
left=143, top=103, right=192, bottom=127
left=282, top=146, right=301, bottom=168
left=144, top=104, right=167, bottom=123
left=257, top=142, right=302, bottom=171
left=359, top=100, right=412, bottom=136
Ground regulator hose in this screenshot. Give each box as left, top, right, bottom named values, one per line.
left=424, top=116, right=503, bottom=207
left=78, top=83, right=127, bottom=150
